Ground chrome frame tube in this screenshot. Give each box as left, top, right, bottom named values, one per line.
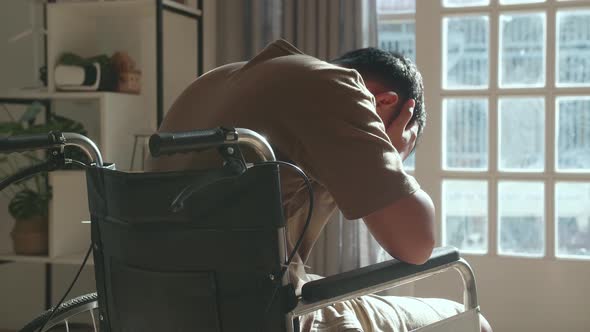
left=454, top=259, right=478, bottom=311
left=236, top=128, right=276, bottom=162
left=233, top=129, right=293, bottom=330
left=63, top=133, right=104, bottom=167
left=291, top=258, right=479, bottom=317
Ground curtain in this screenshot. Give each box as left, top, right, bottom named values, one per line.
left=216, top=0, right=384, bottom=276
left=217, top=0, right=377, bottom=63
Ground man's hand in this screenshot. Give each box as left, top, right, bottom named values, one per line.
left=386, top=99, right=418, bottom=161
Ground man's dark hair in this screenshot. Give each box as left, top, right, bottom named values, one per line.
left=330, top=48, right=426, bottom=138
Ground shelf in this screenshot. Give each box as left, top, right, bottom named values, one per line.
left=48, top=0, right=202, bottom=18
left=0, top=89, right=140, bottom=101
left=163, top=0, right=202, bottom=18
left=0, top=253, right=53, bottom=264
left=49, top=0, right=154, bottom=17
left=0, top=251, right=94, bottom=266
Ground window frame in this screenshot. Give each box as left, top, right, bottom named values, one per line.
left=414, top=0, right=590, bottom=260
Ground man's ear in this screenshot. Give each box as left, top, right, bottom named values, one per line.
left=375, top=92, right=400, bottom=127
left=375, top=91, right=399, bottom=108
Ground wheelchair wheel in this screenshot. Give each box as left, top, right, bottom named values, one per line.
left=19, top=293, right=99, bottom=332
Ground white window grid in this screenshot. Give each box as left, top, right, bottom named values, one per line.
left=415, top=0, right=590, bottom=260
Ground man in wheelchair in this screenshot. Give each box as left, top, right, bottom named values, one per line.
left=147, top=39, right=492, bottom=332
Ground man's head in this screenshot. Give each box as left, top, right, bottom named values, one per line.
left=330, top=48, right=426, bottom=139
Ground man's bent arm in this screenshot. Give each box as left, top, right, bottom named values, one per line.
left=363, top=189, right=435, bottom=265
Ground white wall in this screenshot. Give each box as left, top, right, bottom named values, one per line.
left=203, top=0, right=217, bottom=72
left=0, top=0, right=44, bottom=92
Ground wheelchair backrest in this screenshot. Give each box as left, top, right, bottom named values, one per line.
left=85, top=164, right=289, bottom=332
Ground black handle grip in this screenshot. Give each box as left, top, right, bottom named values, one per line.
left=149, top=128, right=235, bottom=157
left=0, top=132, right=64, bottom=154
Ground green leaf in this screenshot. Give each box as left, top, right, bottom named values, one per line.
left=8, top=189, right=49, bottom=219
left=0, top=122, right=24, bottom=136
left=0, top=108, right=88, bottom=217
left=57, top=53, right=86, bottom=66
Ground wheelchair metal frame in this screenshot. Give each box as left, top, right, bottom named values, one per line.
left=9, top=128, right=481, bottom=332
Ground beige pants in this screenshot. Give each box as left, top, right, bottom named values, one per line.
left=300, top=295, right=464, bottom=332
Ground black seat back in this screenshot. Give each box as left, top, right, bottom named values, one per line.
left=85, top=164, right=288, bottom=332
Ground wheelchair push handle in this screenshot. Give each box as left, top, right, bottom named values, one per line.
left=0, top=132, right=103, bottom=166
left=150, top=127, right=276, bottom=161
left=149, top=128, right=230, bottom=157
left=0, top=132, right=64, bottom=154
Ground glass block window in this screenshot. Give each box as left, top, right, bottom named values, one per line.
left=556, top=182, right=590, bottom=259
left=556, top=10, right=590, bottom=87
left=378, top=21, right=416, bottom=61
left=444, top=98, right=489, bottom=170
left=500, top=0, right=545, bottom=4
left=444, top=15, right=490, bottom=89
left=498, top=97, right=545, bottom=171
left=433, top=0, right=590, bottom=261
left=443, top=180, right=489, bottom=253
left=498, top=181, right=545, bottom=256
left=556, top=97, right=590, bottom=172
left=378, top=0, right=415, bottom=13
left=444, top=0, right=490, bottom=7
left=499, top=12, right=546, bottom=88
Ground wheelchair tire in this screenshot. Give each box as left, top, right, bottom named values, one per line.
left=19, top=292, right=99, bottom=332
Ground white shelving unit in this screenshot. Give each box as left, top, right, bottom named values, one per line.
left=0, top=89, right=148, bottom=263
left=0, top=0, right=202, bottom=270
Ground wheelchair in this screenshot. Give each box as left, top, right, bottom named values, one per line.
left=0, top=128, right=481, bottom=332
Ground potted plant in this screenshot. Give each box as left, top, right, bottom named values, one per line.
left=0, top=102, right=86, bottom=255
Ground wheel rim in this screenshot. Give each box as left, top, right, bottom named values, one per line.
left=40, top=301, right=99, bottom=332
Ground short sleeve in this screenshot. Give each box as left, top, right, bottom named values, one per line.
left=279, top=66, right=420, bottom=220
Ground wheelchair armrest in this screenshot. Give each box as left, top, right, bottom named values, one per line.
left=301, top=246, right=459, bottom=303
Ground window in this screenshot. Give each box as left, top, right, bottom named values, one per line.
left=556, top=9, right=590, bottom=87
left=443, top=15, right=490, bottom=89
left=498, top=181, right=545, bottom=256
left=498, top=97, right=545, bottom=171
left=499, top=12, right=546, bottom=87
left=444, top=0, right=490, bottom=7
left=556, top=182, right=590, bottom=258
left=443, top=180, right=489, bottom=253
left=556, top=97, right=590, bottom=171
left=443, top=98, right=489, bottom=170
left=377, top=0, right=416, bottom=170
left=416, top=0, right=590, bottom=259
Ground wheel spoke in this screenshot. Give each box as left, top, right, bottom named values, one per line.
left=90, top=309, right=98, bottom=332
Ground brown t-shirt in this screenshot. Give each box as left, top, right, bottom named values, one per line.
left=147, top=39, right=419, bottom=283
